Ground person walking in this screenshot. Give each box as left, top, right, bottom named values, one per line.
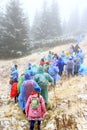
left=18, top=73, right=40, bottom=114
left=34, top=66, right=54, bottom=106
left=25, top=87, right=46, bottom=130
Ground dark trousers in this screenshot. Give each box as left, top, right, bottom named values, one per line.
left=67, top=68, right=74, bottom=77
left=14, top=94, right=19, bottom=103
left=30, top=120, right=41, bottom=130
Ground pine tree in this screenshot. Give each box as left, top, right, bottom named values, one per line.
left=0, top=0, right=29, bottom=58
left=31, top=0, right=62, bottom=41
left=31, top=1, right=51, bottom=41
left=67, top=6, right=80, bottom=35
left=50, top=0, right=62, bottom=36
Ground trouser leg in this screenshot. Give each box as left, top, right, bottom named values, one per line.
left=30, top=120, right=35, bottom=130
left=14, top=97, right=16, bottom=103
left=37, top=120, right=41, bottom=130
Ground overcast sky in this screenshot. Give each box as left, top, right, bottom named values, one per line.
left=21, top=0, right=87, bottom=24
left=0, top=0, right=87, bottom=24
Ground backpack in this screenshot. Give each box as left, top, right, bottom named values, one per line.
left=31, top=97, right=40, bottom=109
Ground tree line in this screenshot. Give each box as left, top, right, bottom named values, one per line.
left=0, top=0, right=87, bottom=58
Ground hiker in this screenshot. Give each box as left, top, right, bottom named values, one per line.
left=18, top=73, right=40, bottom=113
left=74, top=43, right=80, bottom=54
left=18, top=70, right=35, bottom=93
left=74, top=57, right=81, bottom=75
left=25, top=87, right=46, bottom=130
left=61, top=50, right=66, bottom=58
left=10, top=78, right=19, bottom=103
left=66, top=51, right=71, bottom=58
left=31, top=64, right=38, bottom=75
left=18, top=74, right=24, bottom=93
left=40, top=58, right=45, bottom=66
left=76, top=49, right=84, bottom=64
left=71, top=52, right=76, bottom=60
left=56, top=57, right=65, bottom=76
left=48, top=62, right=60, bottom=85
left=25, top=69, right=35, bottom=79
left=47, top=51, right=53, bottom=62
left=34, top=66, right=54, bottom=106
left=66, top=57, right=74, bottom=77
left=10, top=64, right=18, bottom=82
left=69, top=44, right=74, bottom=55
left=52, top=53, right=59, bottom=66
left=26, top=63, right=32, bottom=70
left=25, top=63, right=34, bottom=75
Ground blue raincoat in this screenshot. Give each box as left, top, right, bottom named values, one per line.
left=48, top=64, right=60, bottom=85
left=18, top=73, right=40, bottom=110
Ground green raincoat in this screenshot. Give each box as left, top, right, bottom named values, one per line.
left=18, top=75, right=24, bottom=93
left=34, top=66, right=54, bottom=103
left=43, top=63, right=50, bottom=73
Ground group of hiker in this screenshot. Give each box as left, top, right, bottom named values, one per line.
left=9, top=42, right=85, bottom=130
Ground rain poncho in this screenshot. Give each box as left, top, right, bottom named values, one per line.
left=74, top=44, right=80, bottom=54
left=25, top=64, right=38, bottom=75
left=61, top=51, right=66, bottom=58
left=31, top=64, right=38, bottom=75
left=78, top=64, right=87, bottom=75
left=26, top=63, right=32, bottom=70
left=34, top=66, right=54, bottom=103
left=48, top=64, right=60, bottom=84
left=76, top=50, right=84, bottom=64
left=66, top=51, right=71, bottom=57
left=24, top=69, right=35, bottom=80
left=66, top=58, right=74, bottom=77
left=18, top=74, right=40, bottom=110
left=52, top=56, right=58, bottom=66
left=10, top=82, right=18, bottom=98
left=18, top=75, right=24, bottom=93
left=69, top=45, right=74, bottom=55
left=43, top=63, right=50, bottom=73
left=10, top=66, right=18, bottom=81
left=74, top=57, right=81, bottom=74
left=56, top=58, right=65, bottom=74
left=61, top=56, right=69, bottom=65
left=47, top=51, right=53, bottom=62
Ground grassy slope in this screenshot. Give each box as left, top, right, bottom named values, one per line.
left=0, top=36, right=87, bottom=129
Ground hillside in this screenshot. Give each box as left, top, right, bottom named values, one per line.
left=0, top=36, right=87, bottom=130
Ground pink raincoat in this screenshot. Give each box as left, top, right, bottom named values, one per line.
left=25, top=93, right=46, bottom=120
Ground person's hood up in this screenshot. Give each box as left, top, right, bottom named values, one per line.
left=34, top=86, right=41, bottom=93
left=24, top=73, right=31, bottom=80
left=29, top=70, right=34, bottom=76
left=58, top=57, right=62, bottom=61
left=11, top=67, right=16, bottom=72
left=13, top=77, right=18, bottom=82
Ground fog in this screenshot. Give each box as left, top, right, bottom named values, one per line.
left=0, top=0, right=87, bottom=58
left=21, top=0, right=87, bottom=24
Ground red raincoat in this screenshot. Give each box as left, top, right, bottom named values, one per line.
left=10, top=82, right=18, bottom=98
